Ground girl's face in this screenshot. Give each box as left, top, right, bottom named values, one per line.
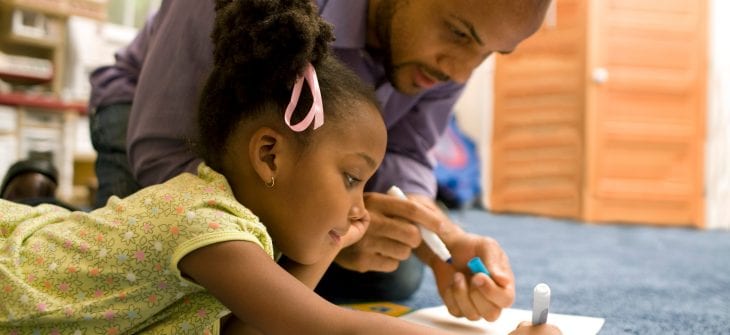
left=238, top=101, right=387, bottom=265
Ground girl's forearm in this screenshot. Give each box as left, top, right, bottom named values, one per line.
left=342, top=308, right=456, bottom=335
left=221, top=314, right=263, bottom=335
left=277, top=249, right=339, bottom=289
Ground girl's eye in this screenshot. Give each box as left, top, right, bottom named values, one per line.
left=345, top=174, right=361, bottom=188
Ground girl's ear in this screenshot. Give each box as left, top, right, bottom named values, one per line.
left=248, top=127, right=287, bottom=185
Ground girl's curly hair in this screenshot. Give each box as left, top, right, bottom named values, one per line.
left=198, top=0, right=378, bottom=169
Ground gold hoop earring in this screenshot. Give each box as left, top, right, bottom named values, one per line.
left=265, top=176, right=275, bottom=188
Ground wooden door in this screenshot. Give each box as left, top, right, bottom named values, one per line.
left=491, top=0, right=588, bottom=219
left=584, top=0, right=707, bottom=226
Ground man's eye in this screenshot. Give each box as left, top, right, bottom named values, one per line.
left=449, top=26, right=469, bottom=42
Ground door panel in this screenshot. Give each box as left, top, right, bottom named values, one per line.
left=491, top=0, right=588, bottom=219
left=584, top=0, right=706, bottom=226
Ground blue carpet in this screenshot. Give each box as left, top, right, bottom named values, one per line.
left=397, top=209, right=730, bottom=335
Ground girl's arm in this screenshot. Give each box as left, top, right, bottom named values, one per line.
left=277, top=254, right=334, bottom=289
left=179, top=240, right=456, bottom=335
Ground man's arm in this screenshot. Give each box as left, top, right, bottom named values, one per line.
left=127, top=0, right=215, bottom=186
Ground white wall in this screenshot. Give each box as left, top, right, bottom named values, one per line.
left=706, top=0, right=730, bottom=230
left=64, top=17, right=138, bottom=102
left=452, top=58, right=495, bottom=209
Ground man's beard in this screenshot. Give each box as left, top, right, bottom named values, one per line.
left=374, top=0, right=402, bottom=88
left=373, top=0, right=450, bottom=94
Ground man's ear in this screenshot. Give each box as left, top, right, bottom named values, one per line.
left=248, top=127, right=287, bottom=185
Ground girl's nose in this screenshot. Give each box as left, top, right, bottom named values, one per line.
left=348, top=198, right=367, bottom=222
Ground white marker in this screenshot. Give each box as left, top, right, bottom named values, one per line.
left=387, top=186, right=453, bottom=264
left=532, top=283, right=551, bottom=325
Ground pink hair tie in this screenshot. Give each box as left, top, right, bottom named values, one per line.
left=284, top=63, right=324, bottom=132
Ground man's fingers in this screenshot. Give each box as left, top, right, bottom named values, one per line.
left=452, top=272, right=481, bottom=321
left=364, top=237, right=413, bottom=261
left=441, top=276, right=462, bottom=318
left=470, top=271, right=515, bottom=309
left=366, top=192, right=444, bottom=235
left=476, top=242, right=516, bottom=308
left=368, top=215, right=422, bottom=248
left=336, top=231, right=413, bottom=272
left=366, top=253, right=401, bottom=272
left=399, top=194, right=446, bottom=234
left=469, top=274, right=502, bottom=321
left=335, top=247, right=400, bottom=272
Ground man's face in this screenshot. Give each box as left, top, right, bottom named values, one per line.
left=373, top=0, right=547, bottom=95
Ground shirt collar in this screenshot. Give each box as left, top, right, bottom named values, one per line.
left=318, top=0, right=369, bottom=49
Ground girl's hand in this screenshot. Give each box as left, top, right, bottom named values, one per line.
left=509, top=321, right=563, bottom=335
left=335, top=191, right=437, bottom=272
left=340, top=209, right=370, bottom=249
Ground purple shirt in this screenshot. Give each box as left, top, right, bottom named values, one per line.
left=90, top=0, right=464, bottom=197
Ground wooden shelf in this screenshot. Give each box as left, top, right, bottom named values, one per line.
left=0, top=0, right=106, bottom=20
left=0, top=0, right=101, bottom=208
left=0, top=92, right=86, bottom=114
left=0, top=71, right=52, bottom=83
left=0, top=0, right=68, bottom=18
left=3, top=28, right=62, bottom=49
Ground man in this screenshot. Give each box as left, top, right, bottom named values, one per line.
left=90, top=0, right=550, bottom=321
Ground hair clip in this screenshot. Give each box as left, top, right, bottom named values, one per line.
left=284, top=63, right=324, bottom=132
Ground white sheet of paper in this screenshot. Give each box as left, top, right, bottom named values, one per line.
left=401, top=305, right=604, bottom=335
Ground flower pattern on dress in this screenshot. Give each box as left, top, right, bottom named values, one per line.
left=0, top=164, right=272, bottom=334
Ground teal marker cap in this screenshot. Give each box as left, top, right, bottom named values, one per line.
left=467, top=257, right=491, bottom=277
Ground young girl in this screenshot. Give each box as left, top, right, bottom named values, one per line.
left=1, top=0, right=439, bottom=334
left=0, top=0, right=560, bottom=334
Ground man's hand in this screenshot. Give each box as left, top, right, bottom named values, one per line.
left=334, top=191, right=443, bottom=272
left=431, top=231, right=515, bottom=321
left=335, top=190, right=515, bottom=321
left=402, top=194, right=515, bottom=321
